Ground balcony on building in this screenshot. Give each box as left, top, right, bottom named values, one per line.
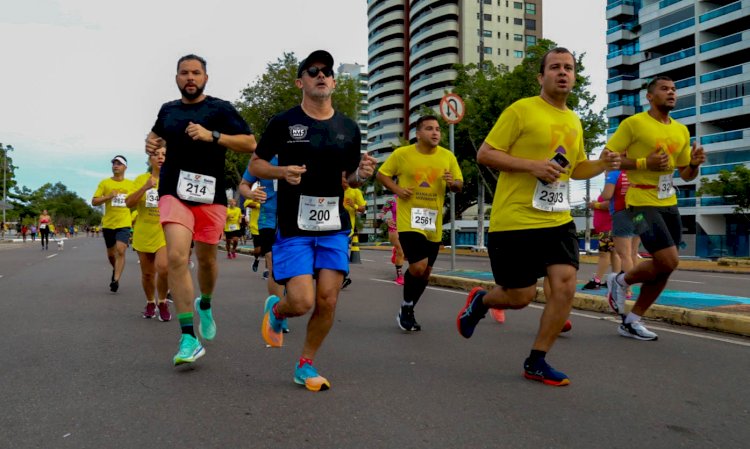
left=640, top=17, right=695, bottom=52
left=606, top=49, right=645, bottom=69
left=409, top=69, right=456, bottom=94
left=409, top=3, right=458, bottom=32
left=700, top=128, right=750, bottom=153
left=607, top=99, right=638, bottom=117
left=699, top=31, right=750, bottom=62
left=606, top=23, right=639, bottom=44
left=639, top=0, right=692, bottom=23
left=698, top=0, right=746, bottom=32
left=607, top=74, right=642, bottom=93
left=409, top=36, right=459, bottom=65
left=700, top=96, right=750, bottom=122
left=640, top=46, right=695, bottom=78
left=606, top=0, right=637, bottom=20
left=368, top=65, right=404, bottom=86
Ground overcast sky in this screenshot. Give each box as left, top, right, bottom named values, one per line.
left=1, top=0, right=607, bottom=203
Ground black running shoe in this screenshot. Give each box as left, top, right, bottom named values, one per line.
left=341, top=277, right=352, bottom=289
left=581, top=278, right=601, bottom=290
left=457, top=287, right=488, bottom=338
left=397, top=305, right=421, bottom=331
left=252, top=258, right=260, bottom=272
left=109, top=280, right=119, bottom=293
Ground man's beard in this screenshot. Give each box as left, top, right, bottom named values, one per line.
left=180, top=84, right=205, bottom=101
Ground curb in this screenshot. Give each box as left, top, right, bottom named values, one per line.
left=430, top=274, right=750, bottom=338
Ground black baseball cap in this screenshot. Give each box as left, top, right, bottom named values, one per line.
left=297, top=50, right=334, bottom=78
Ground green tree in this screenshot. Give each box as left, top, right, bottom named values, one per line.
left=698, top=165, right=750, bottom=220
left=230, top=53, right=363, bottom=193
left=451, top=39, right=607, bottom=215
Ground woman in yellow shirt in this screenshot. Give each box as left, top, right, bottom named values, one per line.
left=126, top=148, right=171, bottom=321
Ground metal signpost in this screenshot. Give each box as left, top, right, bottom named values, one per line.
left=439, top=93, right=465, bottom=270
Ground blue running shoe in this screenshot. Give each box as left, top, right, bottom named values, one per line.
left=457, top=287, right=488, bottom=338
left=294, top=362, right=330, bottom=392
left=173, top=334, right=205, bottom=366
left=523, top=358, right=570, bottom=386
left=262, top=295, right=283, bottom=347
left=194, top=297, right=216, bottom=341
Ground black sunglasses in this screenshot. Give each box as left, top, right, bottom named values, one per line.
left=304, top=66, right=334, bottom=78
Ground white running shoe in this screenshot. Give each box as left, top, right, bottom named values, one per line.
left=606, top=273, right=628, bottom=315
left=618, top=321, right=658, bottom=341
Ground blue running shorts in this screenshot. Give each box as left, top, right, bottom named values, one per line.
left=272, top=231, right=350, bottom=284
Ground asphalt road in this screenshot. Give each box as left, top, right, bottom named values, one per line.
left=1, top=238, right=749, bottom=449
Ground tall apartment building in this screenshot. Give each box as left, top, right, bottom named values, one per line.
left=337, top=62, right=370, bottom=152
left=606, top=0, right=750, bottom=257
left=366, top=0, right=543, bottom=160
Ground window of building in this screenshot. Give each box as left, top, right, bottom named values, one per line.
left=497, top=15, right=502, bottom=21
left=514, top=33, right=523, bottom=41
left=513, top=1, right=523, bottom=8
left=526, top=3, right=536, bottom=15
left=506, top=33, right=509, bottom=40
left=484, top=46, right=493, bottom=54
left=506, top=49, right=510, bottom=56
left=525, top=18, right=536, bottom=30
left=479, top=29, right=493, bottom=37
left=484, top=13, right=492, bottom=21
left=514, top=17, right=523, bottom=25
left=526, top=35, right=537, bottom=46
left=498, top=47, right=503, bottom=55
left=506, top=16, right=509, bottom=23
left=514, top=50, right=524, bottom=58
left=483, top=0, right=492, bottom=4
left=497, top=31, right=502, bottom=38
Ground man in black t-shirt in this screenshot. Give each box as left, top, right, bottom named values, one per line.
left=145, top=54, right=256, bottom=367
left=250, top=50, right=377, bottom=392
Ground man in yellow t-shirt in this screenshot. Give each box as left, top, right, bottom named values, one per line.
left=456, top=48, right=620, bottom=387
left=604, top=76, right=705, bottom=341
left=243, top=198, right=261, bottom=270
left=341, top=179, right=367, bottom=289
left=91, top=155, right=134, bottom=293
left=377, top=114, right=463, bottom=332
left=224, top=198, right=242, bottom=259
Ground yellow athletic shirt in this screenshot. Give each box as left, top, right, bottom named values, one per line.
left=225, top=206, right=242, bottom=232
left=606, top=111, right=690, bottom=207
left=94, top=177, right=134, bottom=229
left=344, top=187, right=366, bottom=236
left=484, top=96, right=586, bottom=232
left=130, top=173, right=165, bottom=253
left=378, top=144, right=463, bottom=242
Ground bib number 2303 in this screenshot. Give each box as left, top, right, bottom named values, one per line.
left=177, top=170, right=216, bottom=204
left=532, top=181, right=570, bottom=212
left=297, top=195, right=341, bottom=231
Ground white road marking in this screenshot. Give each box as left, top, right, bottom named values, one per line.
left=370, top=278, right=750, bottom=348
left=668, top=279, right=703, bottom=284
left=698, top=274, right=750, bottom=281
left=46, top=254, right=57, bottom=259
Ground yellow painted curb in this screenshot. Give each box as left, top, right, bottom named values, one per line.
left=430, top=274, right=750, bottom=338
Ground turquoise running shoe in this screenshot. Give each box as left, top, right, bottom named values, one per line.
left=173, top=334, right=205, bottom=366
left=194, top=297, right=216, bottom=341
left=261, top=295, right=283, bottom=347
left=294, top=362, right=330, bottom=392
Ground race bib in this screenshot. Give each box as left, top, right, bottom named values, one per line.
left=228, top=223, right=239, bottom=231
left=532, top=181, right=570, bottom=212
left=410, top=208, right=437, bottom=232
left=40, top=224, right=47, bottom=230
left=657, top=174, right=675, bottom=199
left=145, top=188, right=159, bottom=208
left=273, top=179, right=278, bottom=192
left=177, top=170, right=216, bottom=204
left=297, top=195, right=341, bottom=231
left=111, top=193, right=127, bottom=208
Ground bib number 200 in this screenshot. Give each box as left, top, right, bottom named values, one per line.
left=309, top=209, right=331, bottom=222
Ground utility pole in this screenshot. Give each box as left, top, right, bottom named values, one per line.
left=476, top=0, right=486, bottom=249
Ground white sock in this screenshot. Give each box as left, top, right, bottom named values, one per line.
left=624, top=312, right=641, bottom=324
left=401, top=301, right=414, bottom=307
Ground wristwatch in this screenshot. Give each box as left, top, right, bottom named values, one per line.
left=212, top=130, right=221, bottom=144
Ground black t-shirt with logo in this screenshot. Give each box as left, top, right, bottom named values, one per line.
left=255, top=106, right=361, bottom=237
left=151, top=96, right=252, bottom=206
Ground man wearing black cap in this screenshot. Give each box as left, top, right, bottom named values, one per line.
left=250, top=49, right=377, bottom=392
left=144, top=54, right=256, bottom=367
left=92, top=155, right=134, bottom=293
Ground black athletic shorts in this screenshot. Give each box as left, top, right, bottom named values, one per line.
left=399, top=231, right=440, bottom=267
left=630, top=206, right=681, bottom=254
left=257, top=228, right=276, bottom=257
left=224, top=230, right=243, bottom=239
left=488, top=221, right=579, bottom=289
left=103, top=227, right=131, bottom=249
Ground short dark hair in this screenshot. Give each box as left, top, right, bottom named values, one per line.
left=647, top=76, right=673, bottom=93
left=415, top=115, right=440, bottom=130
left=539, top=47, right=576, bottom=74
left=177, top=54, right=207, bottom=72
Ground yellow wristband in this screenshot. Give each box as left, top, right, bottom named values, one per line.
left=636, top=158, right=647, bottom=170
